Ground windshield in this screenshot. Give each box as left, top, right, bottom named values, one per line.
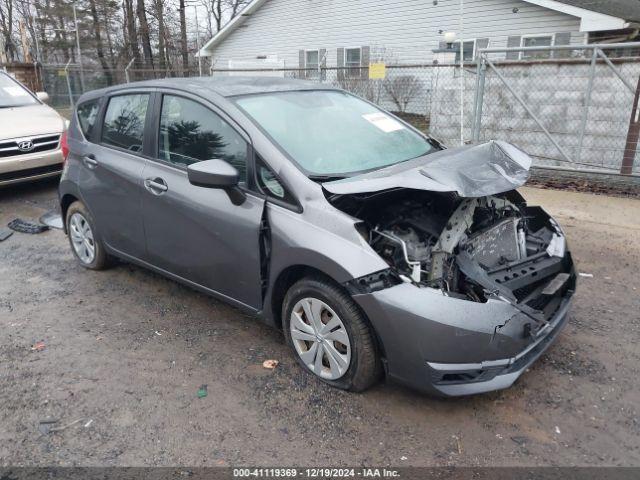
left=0, top=73, right=38, bottom=108
left=235, top=90, right=436, bottom=176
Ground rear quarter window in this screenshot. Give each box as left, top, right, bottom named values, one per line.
left=76, top=100, right=100, bottom=140
left=101, top=94, right=150, bottom=153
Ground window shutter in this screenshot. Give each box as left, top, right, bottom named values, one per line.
left=506, top=36, right=521, bottom=60
left=554, top=32, right=571, bottom=58
left=298, top=49, right=305, bottom=78
left=337, top=47, right=345, bottom=80
left=475, top=38, right=489, bottom=58
left=360, top=45, right=370, bottom=79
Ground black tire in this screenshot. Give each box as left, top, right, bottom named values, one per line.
left=65, top=201, right=111, bottom=270
left=283, top=275, right=382, bottom=392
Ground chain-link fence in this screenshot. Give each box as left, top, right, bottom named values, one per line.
left=36, top=42, right=640, bottom=175
left=39, top=64, right=203, bottom=114
left=472, top=43, right=640, bottom=174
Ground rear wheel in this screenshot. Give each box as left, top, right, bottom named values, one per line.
left=66, top=201, right=110, bottom=270
left=283, top=275, right=381, bottom=391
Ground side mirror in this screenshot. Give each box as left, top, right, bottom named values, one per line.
left=187, top=159, right=246, bottom=205
left=36, top=92, right=50, bottom=103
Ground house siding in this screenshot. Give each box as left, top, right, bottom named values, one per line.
left=208, top=0, right=585, bottom=67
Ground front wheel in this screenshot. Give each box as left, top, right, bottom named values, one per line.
left=283, top=276, right=381, bottom=392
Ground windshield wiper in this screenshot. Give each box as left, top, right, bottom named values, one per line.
left=308, top=174, right=347, bottom=182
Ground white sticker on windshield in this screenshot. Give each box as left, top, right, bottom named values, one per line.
left=362, top=112, right=404, bottom=133
left=3, top=86, right=29, bottom=97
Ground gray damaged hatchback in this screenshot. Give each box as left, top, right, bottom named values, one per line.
left=59, top=77, right=576, bottom=396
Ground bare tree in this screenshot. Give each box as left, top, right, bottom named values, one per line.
left=0, top=0, right=16, bottom=61
left=149, top=0, right=168, bottom=72
left=136, top=0, right=154, bottom=69
left=0, top=0, right=239, bottom=83
left=179, top=0, right=188, bottom=72
left=201, top=0, right=249, bottom=37
left=123, top=0, right=140, bottom=67
left=384, top=75, right=424, bottom=113
left=88, top=0, right=113, bottom=83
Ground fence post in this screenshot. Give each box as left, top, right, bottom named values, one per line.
left=577, top=47, right=598, bottom=162
left=64, top=60, right=74, bottom=108
left=472, top=54, right=486, bottom=142
left=621, top=74, right=640, bottom=175
left=125, top=58, right=135, bottom=83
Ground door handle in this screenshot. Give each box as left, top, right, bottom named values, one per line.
left=83, top=154, right=98, bottom=169
left=144, top=177, right=168, bottom=194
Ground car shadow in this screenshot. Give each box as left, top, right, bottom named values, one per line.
left=99, top=257, right=520, bottom=408
left=0, top=176, right=60, bottom=203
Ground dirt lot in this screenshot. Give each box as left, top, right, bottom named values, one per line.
left=1, top=179, right=639, bottom=467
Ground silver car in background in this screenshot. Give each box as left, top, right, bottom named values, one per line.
left=0, top=71, right=67, bottom=187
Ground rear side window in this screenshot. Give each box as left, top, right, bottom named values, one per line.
left=158, top=95, right=248, bottom=183
left=76, top=100, right=99, bottom=140
left=102, top=94, right=149, bottom=152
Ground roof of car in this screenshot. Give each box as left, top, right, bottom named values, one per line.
left=93, top=76, right=338, bottom=98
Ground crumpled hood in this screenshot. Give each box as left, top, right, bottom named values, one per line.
left=323, top=140, right=532, bottom=197
left=0, top=104, right=66, bottom=141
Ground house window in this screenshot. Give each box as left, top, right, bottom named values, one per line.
left=305, top=50, right=319, bottom=77
left=454, top=40, right=476, bottom=62
left=345, top=47, right=362, bottom=77
left=521, top=35, right=553, bottom=59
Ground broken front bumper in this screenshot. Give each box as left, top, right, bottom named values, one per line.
left=353, top=263, right=576, bottom=397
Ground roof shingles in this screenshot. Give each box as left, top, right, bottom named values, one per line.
left=557, top=0, right=640, bottom=23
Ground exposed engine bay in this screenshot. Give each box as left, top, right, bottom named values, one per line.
left=329, top=188, right=573, bottom=323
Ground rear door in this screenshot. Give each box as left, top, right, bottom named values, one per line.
left=78, top=91, right=153, bottom=259
left=140, top=91, right=265, bottom=310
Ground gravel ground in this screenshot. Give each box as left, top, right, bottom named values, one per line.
left=1, top=179, right=639, bottom=467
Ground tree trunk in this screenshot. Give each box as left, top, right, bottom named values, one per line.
left=35, top=2, right=48, bottom=63
left=123, top=0, right=141, bottom=73
left=88, top=0, right=113, bottom=84
left=136, top=0, right=153, bottom=71
left=179, top=0, right=188, bottom=74
left=56, top=14, right=70, bottom=62
left=215, top=0, right=222, bottom=32
left=152, top=0, right=166, bottom=72
left=0, top=0, right=16, bottom=61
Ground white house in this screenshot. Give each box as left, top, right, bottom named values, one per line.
left=197, top=0, right=640, bottom=70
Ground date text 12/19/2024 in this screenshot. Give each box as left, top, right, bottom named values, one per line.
left=233, top=468, right=401, bottom=478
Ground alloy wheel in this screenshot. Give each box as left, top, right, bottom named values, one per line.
left=290, top=297, right=351, bottom=380
left=69, top=212, right=96, bottom=264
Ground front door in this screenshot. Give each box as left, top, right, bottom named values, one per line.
left=141, top=93, right=265, bottom=310
left=77, top=93, right=151, bottom=259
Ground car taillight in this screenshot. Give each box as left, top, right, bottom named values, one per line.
left=60, top=131, right=69, bottom=162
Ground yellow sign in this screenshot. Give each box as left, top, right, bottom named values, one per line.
left=57, top=69, right=67, bottom=77
left=368, top=62, right=386, bottom=80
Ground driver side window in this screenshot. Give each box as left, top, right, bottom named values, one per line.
left=158, top=95, right=248, bottom=183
